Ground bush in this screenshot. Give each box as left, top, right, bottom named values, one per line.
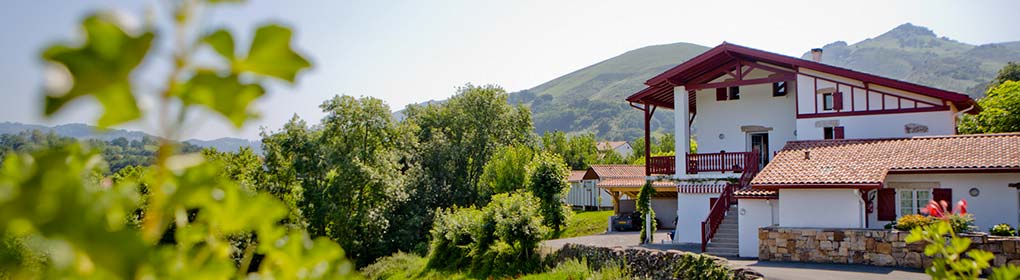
left=895, top=214, right=934, bottom=231
left=527, top=152, right=572, bottom=234
left=361, top=252, right=426, bottom=280
left=991, top=223, right=1016, bottom=237
left=425, top=207, right=482, bottom=271
left=947, top=214, right=976, bottom=233
left=425, top=192, right=549, bottom=277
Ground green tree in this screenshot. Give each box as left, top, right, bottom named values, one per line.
left=391, top=84, right=533, bottom=253
left=477, top=144, right=535, bottom=201
left=637, top=181, right=657, bottom=244
left=261, top=95, right=412, bottom=267
left=540, top=131, right=600, bottom=170
left=526, top=152, right=572, bottom=234
left=960, top=81, right=1020, bottom=134
left=989, top=62, right=1020, bottom=89
left=0, top=0, right=354, bottom=278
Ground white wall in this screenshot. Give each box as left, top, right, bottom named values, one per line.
left=795, top=110, right=956, bottom=140
left=675, top=193, right=720, bottom=243
left=652, top=198, right=679, bottom=229
left=614, top=144, right=634, bottom=159
left=738, top=199, right=778, bottom=258
left=690, top=82, right=796, bottom=162
left=565, top=180, right=613, bottom=208
left=779, top=189, right=865, bottom=228
left=867, top=173, right=1020, bottom=231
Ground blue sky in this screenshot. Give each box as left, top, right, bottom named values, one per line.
left=2, top=0, right=1019, bottom=140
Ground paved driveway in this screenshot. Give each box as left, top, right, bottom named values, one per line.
left=543, top=231, right=929, bottom=280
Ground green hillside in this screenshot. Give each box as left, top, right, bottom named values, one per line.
left=508, top=42, right=709, bottom=140
left=412, top=23, right=1020, bottom=141
left=805, top=23, right=1020, bottom=97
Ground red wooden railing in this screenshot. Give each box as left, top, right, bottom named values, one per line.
left=686, top=151, right=757, bottom=174
left=648, top=156, right=675, bottom=175
left=700, top=149, right=760, bottom=252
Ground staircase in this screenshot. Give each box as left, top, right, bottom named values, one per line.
left=705, top=204, right=739, bottom=256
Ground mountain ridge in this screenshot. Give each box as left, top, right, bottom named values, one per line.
left=0, top=122, right=262, bottom=154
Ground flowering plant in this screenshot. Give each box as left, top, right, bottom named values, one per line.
left=922, top=199, right=975, bottom=233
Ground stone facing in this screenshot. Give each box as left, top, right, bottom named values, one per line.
left=759, top=227, right=1020, bottom=268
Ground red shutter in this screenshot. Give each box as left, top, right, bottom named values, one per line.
left=716, top=87, right=727, bottom=101
left=833, top=91, right=844, bottom=110
left=877, top=188, right=896, bottom=221
left=833, top=126, right=845, bottom=139
left=933, top=188, right=952, bottom=204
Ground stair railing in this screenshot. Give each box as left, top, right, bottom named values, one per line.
left=700, top=148, right=761, bottom=252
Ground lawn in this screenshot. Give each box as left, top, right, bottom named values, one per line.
left=557, top=210, right=613, bottom=239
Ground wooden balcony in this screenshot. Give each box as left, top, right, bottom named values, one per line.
left=647, top=151, right=758, bottom=175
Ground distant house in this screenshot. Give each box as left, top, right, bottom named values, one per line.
left=623, top=42, right=1019, bottom=257
left=597, top=141, right=633, bottom=157
left=573, top=165, right=677, bottom=229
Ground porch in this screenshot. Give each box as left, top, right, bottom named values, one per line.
left=647, top=151, right=760, bottom=176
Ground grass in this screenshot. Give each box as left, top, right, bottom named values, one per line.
left=361, top=253, right=633, bottom=280
left=557, top=210, right=613, bottom=239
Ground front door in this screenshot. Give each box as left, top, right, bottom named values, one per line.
left=750, top=133, right=769, bottom=169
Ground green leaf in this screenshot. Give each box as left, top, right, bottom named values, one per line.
left=202, top=29, right=235, bottom=61
left=237, top=24, right=311, bottom=83
left=176, top=71, right=265, bottom=127
left=41, top=14, right=153, bottom=127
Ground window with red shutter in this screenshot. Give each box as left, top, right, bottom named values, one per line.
left=716, top=87, right=727, bottom=101
left=933, top=188, right=952, bottom=204
left=833, top=92, right=844, bottom=111
left=877, top=188, right=896, bottom=221
left=834, top=126, right=845, bottom=139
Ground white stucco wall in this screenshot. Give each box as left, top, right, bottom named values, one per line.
left=779, top=189, right=865, bottom=228
left=867, top=173, right=1020, bottom=231
left=737, top=199, right=778, bottom=257
left=652, top=198, right=679, bottom=230
left=675, top=193, right=720, bottom=243
left=690, top=82, right=796, bottom=161
left=795, top=110, right=956, bottom=141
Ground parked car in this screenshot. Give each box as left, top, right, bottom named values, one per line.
left=612, top=212, right=643, bottom=232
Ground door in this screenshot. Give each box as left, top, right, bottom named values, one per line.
left=750, top=133, right=770, bottom=169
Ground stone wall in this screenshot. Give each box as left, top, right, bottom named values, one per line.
left=554, top=243, right=763, bottom=280
left=759, top=227, right=1020, bottom=268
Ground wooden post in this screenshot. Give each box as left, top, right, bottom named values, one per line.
left=644, top=104, right=652, bottom=176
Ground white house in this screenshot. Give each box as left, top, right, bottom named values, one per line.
left=624, top=42, right=1017, bottom=257
left=597, top=141, right=634, bottom=158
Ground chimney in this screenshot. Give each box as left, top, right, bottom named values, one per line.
left=810, top=48, right=824, bottom=62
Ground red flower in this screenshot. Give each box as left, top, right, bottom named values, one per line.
left=954, top=199, right=967, bottom=215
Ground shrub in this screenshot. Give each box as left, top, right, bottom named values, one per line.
left=425, top=206, right=482, bottom=271
left=361, top=252, right=426, bottom=280
left=425, top=192, right=548, bottom=277
left=895, top=214, right=933, bottom=231
left=672, top=254, right=733, bottom=280
left=526, top=152, right=572, bottom=234
left=947, top=214, right=976, bottom=233
left=991, top=223, right=1017, bottom=237
left=907, top=219, right=1020, bottom=280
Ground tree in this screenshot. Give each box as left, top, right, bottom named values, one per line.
left=477, top=144, right=535, bottom=201
left=526, top=152, right=572, bottom=234
left=989, top=62, right=1020, bottom=89
left=540, top=131, right=600, bottom=170
left=0, top=0, right=355, bottom=278
left=261, top=95, right=412, bottom=267
left=960, top=81, right=1020, bottom=134
left=391, top=84, right=533, bottom=253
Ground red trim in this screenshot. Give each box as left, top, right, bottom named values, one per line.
left=796, top=106, right=949, bottom=119
left=627, top=43, right=976, bottom=112
left=753, top=183, right=883, bottom=190
left=887, top=167, right=1020, bottom=174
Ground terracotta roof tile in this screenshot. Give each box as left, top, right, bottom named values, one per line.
left=751, top=133, right=1020, bottom=187
left=584, top=164, right=645, bottom=180
left=568, top=170, right=586, bottom=182
left=596, top=178, right=674, bottom=188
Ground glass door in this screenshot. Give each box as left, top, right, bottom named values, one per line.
left=750, top=133, right=769, bottom=169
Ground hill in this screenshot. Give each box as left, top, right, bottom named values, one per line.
left=0, top=122, right=261, bottom=154
left=804, top=23, right=1020, bottom=97
left=437, top=23, right=1020, bottom=141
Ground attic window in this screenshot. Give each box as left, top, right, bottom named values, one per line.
left=823, top=93, right=834, bottom=110
left=728, top=86, right=740, bottom=100
left=772, top=82, right=787, bottom=97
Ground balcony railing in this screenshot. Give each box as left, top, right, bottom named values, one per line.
left=647, top=151, right=758, bottom=175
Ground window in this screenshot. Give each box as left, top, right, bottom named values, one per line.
left=728, top=86, right=740, bottom=100
left=898, top=189, right=931, bottom=216
left=823, top=126, right=845, bottom=140
left=823, top=93, right=834, bottom=110
left=772, top=82, right=787, bottom=96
